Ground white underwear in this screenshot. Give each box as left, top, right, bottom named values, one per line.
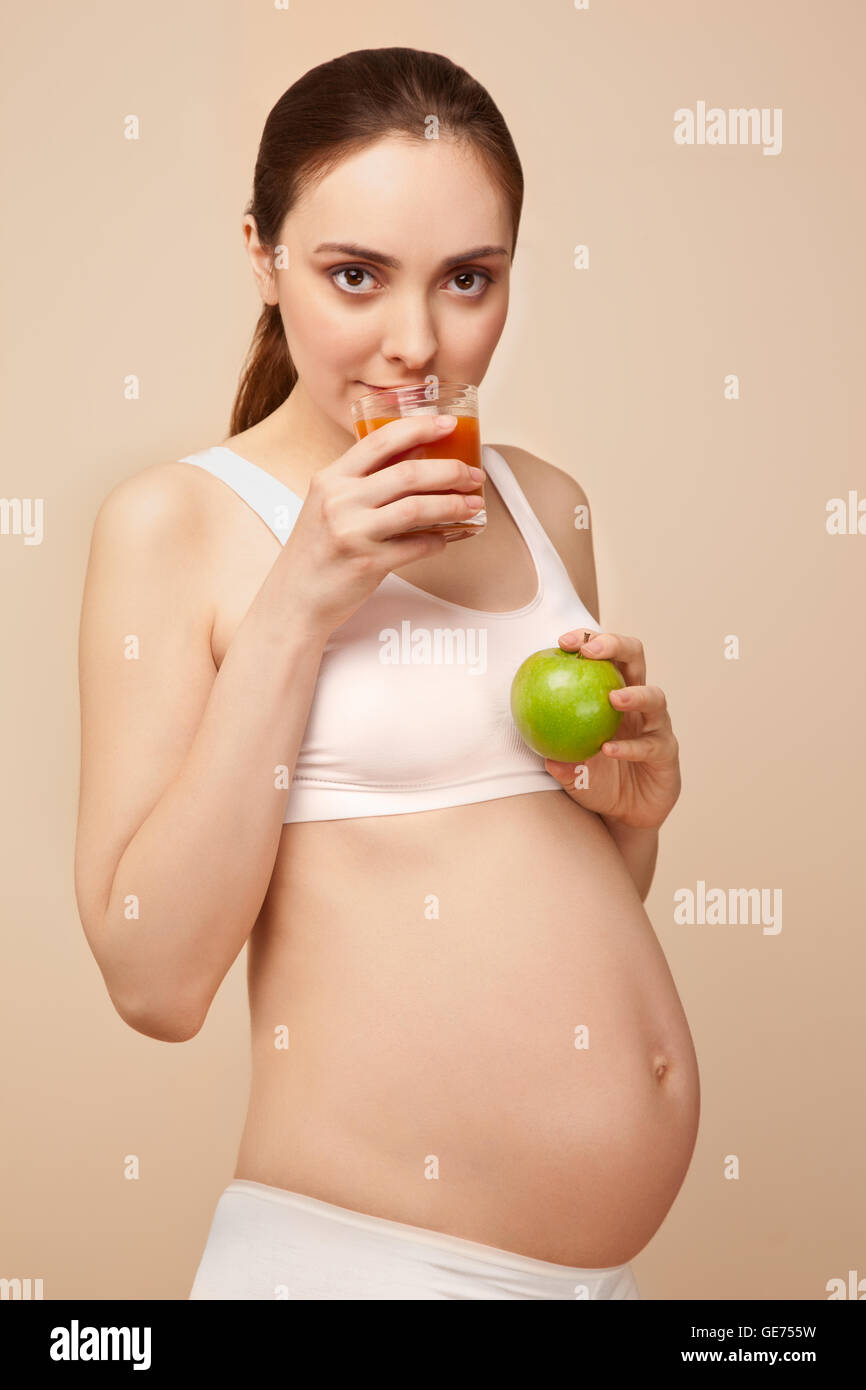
left=189, top=1179, right=641, bottom=1301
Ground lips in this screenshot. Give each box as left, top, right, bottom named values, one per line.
left=357, top=380, right=420, bottom=391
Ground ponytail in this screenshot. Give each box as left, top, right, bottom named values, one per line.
left=229, top=303, right=296, bottom=438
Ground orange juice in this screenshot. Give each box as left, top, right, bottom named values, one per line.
left=352, top=402, right=485, bottom=542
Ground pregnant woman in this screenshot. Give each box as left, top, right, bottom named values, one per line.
left=74, top=47, right=699, bottom=1301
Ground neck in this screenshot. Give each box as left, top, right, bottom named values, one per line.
left=268, top=380, right=356, bottom=475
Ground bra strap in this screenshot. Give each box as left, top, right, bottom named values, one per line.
left=179, top=446, right=302, bottom=543
left=482, top=445, right=578, bottom=595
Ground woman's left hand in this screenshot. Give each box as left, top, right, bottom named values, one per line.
left=543, top=630, right=681, bottom=830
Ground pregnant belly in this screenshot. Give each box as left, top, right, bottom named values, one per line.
left=238, top=792, right=701, bottom=1268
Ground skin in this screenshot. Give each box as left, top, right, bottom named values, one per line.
left=77, top=135, right=700, bottom=1270
left=241, top=135, right=512, bottom=474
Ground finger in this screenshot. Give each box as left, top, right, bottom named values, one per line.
left=366, top=454, right=484, bottom=508
left=557, top=626, right=599, bottom=649
left=602, top=733, right=670, bottom=760
left=347, top=413, right=459, bottom=479
left=558, top=631, right=646, bottom=688
left=545, top=758, right=578, bottom=779
left=609, top=684, right=670, bottom=733
left=369, top=489, right=484, bottom=542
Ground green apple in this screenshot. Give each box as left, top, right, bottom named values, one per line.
left=510, top=646, right=626, bottom=762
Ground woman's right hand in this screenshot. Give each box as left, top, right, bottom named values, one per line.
left=277, top=414, right=485, bottom=635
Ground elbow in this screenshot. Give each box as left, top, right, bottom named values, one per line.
left=80, top=900, right=212, bottom=1042
left=111, top=987, right=208, bottom=1043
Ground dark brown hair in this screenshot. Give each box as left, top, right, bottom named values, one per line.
left=229, top=47, right=523, bottom=436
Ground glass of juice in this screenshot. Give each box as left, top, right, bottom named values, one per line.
left=349, top=381, right=485, bottom=541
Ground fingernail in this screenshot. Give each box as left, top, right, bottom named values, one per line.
left=435, top=414, right=457, bottom=429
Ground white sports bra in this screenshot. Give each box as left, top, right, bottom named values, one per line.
left=179, top=443, right=601, bottom=823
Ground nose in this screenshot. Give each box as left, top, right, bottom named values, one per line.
left=378, top=292, right=439, bottom=373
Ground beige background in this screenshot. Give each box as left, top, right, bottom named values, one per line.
left=1, top=0, right=863, bottom=1300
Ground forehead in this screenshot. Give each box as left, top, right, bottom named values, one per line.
left=286, top=136, right=511, bottom=253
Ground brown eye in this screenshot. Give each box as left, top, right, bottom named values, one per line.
left=448, top=270, right=492, bottom=297
left=331, top=266, right=378, bottom=294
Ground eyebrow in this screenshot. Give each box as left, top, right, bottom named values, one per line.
left=312, top=241, right=509, bottom=271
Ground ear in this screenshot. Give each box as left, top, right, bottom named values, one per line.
left=242, top=215, right=279, bottom=307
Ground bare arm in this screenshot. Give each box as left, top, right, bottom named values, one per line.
left=74, top=463, right=329, bottom=1042
left=75, top=416, right=480, bottom=1042
left=498, top=446, right=659, bottom=902
left=599, top=819, right=659, bottom=902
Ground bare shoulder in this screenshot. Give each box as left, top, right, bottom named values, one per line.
left=84, top=458, right=221, bottom=635
left=488, top=444, right=599, bottom=623
left=489, top=444, right=589, bottom=509
left=93, top=458, right=216, bottom=550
